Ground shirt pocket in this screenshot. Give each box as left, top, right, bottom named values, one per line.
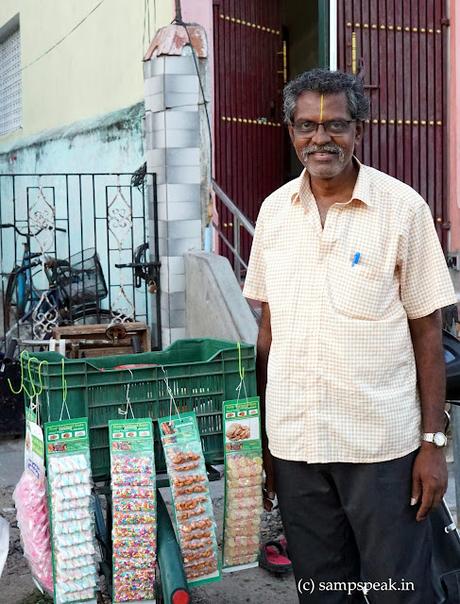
left=327, top=254, right=391, bottom=320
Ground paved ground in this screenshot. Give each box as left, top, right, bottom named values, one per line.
left=0, top=437, right=458, bottom=604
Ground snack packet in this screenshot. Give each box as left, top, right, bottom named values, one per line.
left=109, top=418, right=157, bottom=603
left=159, top=411, right=220, bottom=586
left=222, top=397, right=263, bottom=571
left=45, top=418, right=98, bottom=604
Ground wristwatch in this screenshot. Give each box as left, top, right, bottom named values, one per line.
left=422, top=432, right=448, bottom=448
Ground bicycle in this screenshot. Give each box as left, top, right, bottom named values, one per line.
left=1, top=223, right=115, bottom=352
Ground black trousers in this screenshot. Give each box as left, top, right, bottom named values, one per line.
left=273, top=451, right=434, bottom=604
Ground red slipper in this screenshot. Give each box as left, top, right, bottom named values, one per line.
left=259, top=540, right=292, bottom=574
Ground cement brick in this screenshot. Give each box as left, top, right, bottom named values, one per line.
left=161, top=327, right=171, bottom=347
left=157, top=184, right=201, bottom=203
left=164, top=110, right=199, bottom=131
left=161, top=291, right=186, bottom=312
left=161, top=309, right=186, bottom=328
left=144, top=75, right=166, bottom=96
left=150, top=112, right=166, bottom=131
left=160, top=270, right=186, bottom=293
left=157, top=201, right=202, bottom=221
left=164, top=74, right=198, bottom=94
left=145, top=92, right=165, bottom=113
left=152, top=129, right=198, bottom=149
left=152, top=166, right=166, bottom=185
left=165, top=91, right=199, bottom=109
left=165, top=148, right=200, bottom=166
left=164, top=55, right=196, bottom=75
left=143, top=57, right=165, bottom=78
left=160, top=256, right=185, bottom=275
left=144, top=131, right=155, bottom=151
left=166, top=237, right=202, bottom=256
left=169, top=105, right=201, bottom=112
left=167, top=327, right=186, bottom=343
left=166, top=166, right=201, bottom=185
left=146, top=149, right=166, bottom=169
left=166, top=219, right=201, bottom=239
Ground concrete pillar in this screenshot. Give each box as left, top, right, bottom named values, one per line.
left=143, top=24, right=209, bottom=347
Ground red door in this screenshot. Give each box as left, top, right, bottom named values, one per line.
left=213, top=0, right=284, bottom=269
left=337, top=0, right=449, bottom=247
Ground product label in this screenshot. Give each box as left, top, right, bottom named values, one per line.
left=45, top=418, right=90, bottom=456
left=109, top=419, right=154, bottom=453
left=25, top=407, right=45, bottom=479
left=223, top=397, right=261, bottom=454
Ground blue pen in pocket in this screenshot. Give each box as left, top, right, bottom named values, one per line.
left=351, top=252, right=361, bottom=267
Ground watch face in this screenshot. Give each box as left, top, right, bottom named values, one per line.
left=434, top=433, right=447, bottom=447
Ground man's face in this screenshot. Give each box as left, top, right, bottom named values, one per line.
left=288, top=91, right=362, bottom=180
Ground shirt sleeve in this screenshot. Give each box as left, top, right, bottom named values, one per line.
left=243, top=203, right=268, bottom=302
left=399, top=202, right=457, bottom=319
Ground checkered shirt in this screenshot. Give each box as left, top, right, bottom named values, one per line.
left=243, top=161, right=457, bottom=463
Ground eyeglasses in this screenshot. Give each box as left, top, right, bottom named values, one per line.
left=292, top=119, right=356, bottom=136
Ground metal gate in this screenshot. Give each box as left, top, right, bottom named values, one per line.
left=0, top=172, right=161, bottom=349
left=213, top=0, right=284, bottom=271
left=337, top=0, right=449, bottom=246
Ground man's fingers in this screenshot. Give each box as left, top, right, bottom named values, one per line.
left=416, top=489, right=435, bottom=522
left=411, top=474, right=421, bottom=506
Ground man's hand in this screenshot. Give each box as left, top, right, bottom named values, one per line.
left=411, top=444, right=448, bottom=521
left=262, top=446, right=276, bottom=511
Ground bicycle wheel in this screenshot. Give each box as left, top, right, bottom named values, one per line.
left=4, top=268, right=27, bottom=330
left=3, top=269, right=35, bottom=346
left=70, top=308, right=129, bottom=325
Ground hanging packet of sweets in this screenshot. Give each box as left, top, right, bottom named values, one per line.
left=109, top=418, right=157, bottom=603
left=159, top=411, right=221, bottom=586
left=13, top=407, right=53, bottom=594
left=45, top=418, right=98, bottom=604
left=222, top=396, right=263, bottom=571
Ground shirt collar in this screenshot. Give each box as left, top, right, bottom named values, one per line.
left=290, top=157, right=374, bottom=208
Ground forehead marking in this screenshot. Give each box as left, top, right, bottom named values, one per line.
left=319, top=94, right=324, bottom=122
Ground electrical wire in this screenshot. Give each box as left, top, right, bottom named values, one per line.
left=22, top=0, right=106, bottom=71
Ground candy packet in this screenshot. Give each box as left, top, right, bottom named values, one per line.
left=45, top=418, right=98, bottom=604
left=109, top=418, right=157, bottom=603
left=13, top=407, right=53, bottom=594
left=222, top=397, right=263, bottom=571
left=159, top=411, right=221, bottom=586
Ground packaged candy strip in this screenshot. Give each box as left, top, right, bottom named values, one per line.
left=115, top=545, right=155, bottom=559
left=109, top=418, right=157, bottom=603
left=53, top=517, right=92, bottom=535
left=54, top=540, right=96, bottom=560
left=59, top=586, right=95, bottom=603
left=48, top=453, right=88, bottom=474
left=113, top=535, right=156, bottom=550
left=49, top=468, right=91, bottom=488
left=111, top=454, right=153, bottom=474
left=112, top=485, right=155, bottom=499
left=60, top=554, right=94, bottom=570
left=45, top=418, right=98, bottom=604
left=113, top=511, right=155, bottom=525
left=52, top=495, right=92, bottom=512
left=113, top=524, right=155, bottom=539
left=159, top=411, right=221, bottom=586
left=114, top=556, right=156, bottom=572
left=115, top=588, right=155, bottom=603
left=222, top=397, right=264, bottom=571
left=112, top=474, right=153, bottom=486
left=13, top=471, right=54, bottom=594
left=113, top=498, right=155, bottom=513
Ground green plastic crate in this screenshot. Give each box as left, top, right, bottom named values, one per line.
left=24, top=338, right=256, bottom=481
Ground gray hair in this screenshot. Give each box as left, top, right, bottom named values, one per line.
left=283, top=68, right=370, bottom=124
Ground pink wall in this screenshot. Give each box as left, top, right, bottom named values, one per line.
left=180, top=0, right=215, bottom=174
left=449, top=1, right=460, bottom=251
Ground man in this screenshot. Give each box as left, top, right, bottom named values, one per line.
left=243, top=68, right=457, bottom=603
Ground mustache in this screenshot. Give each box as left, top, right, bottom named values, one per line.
left=301, top=144, right=344, bottom=160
